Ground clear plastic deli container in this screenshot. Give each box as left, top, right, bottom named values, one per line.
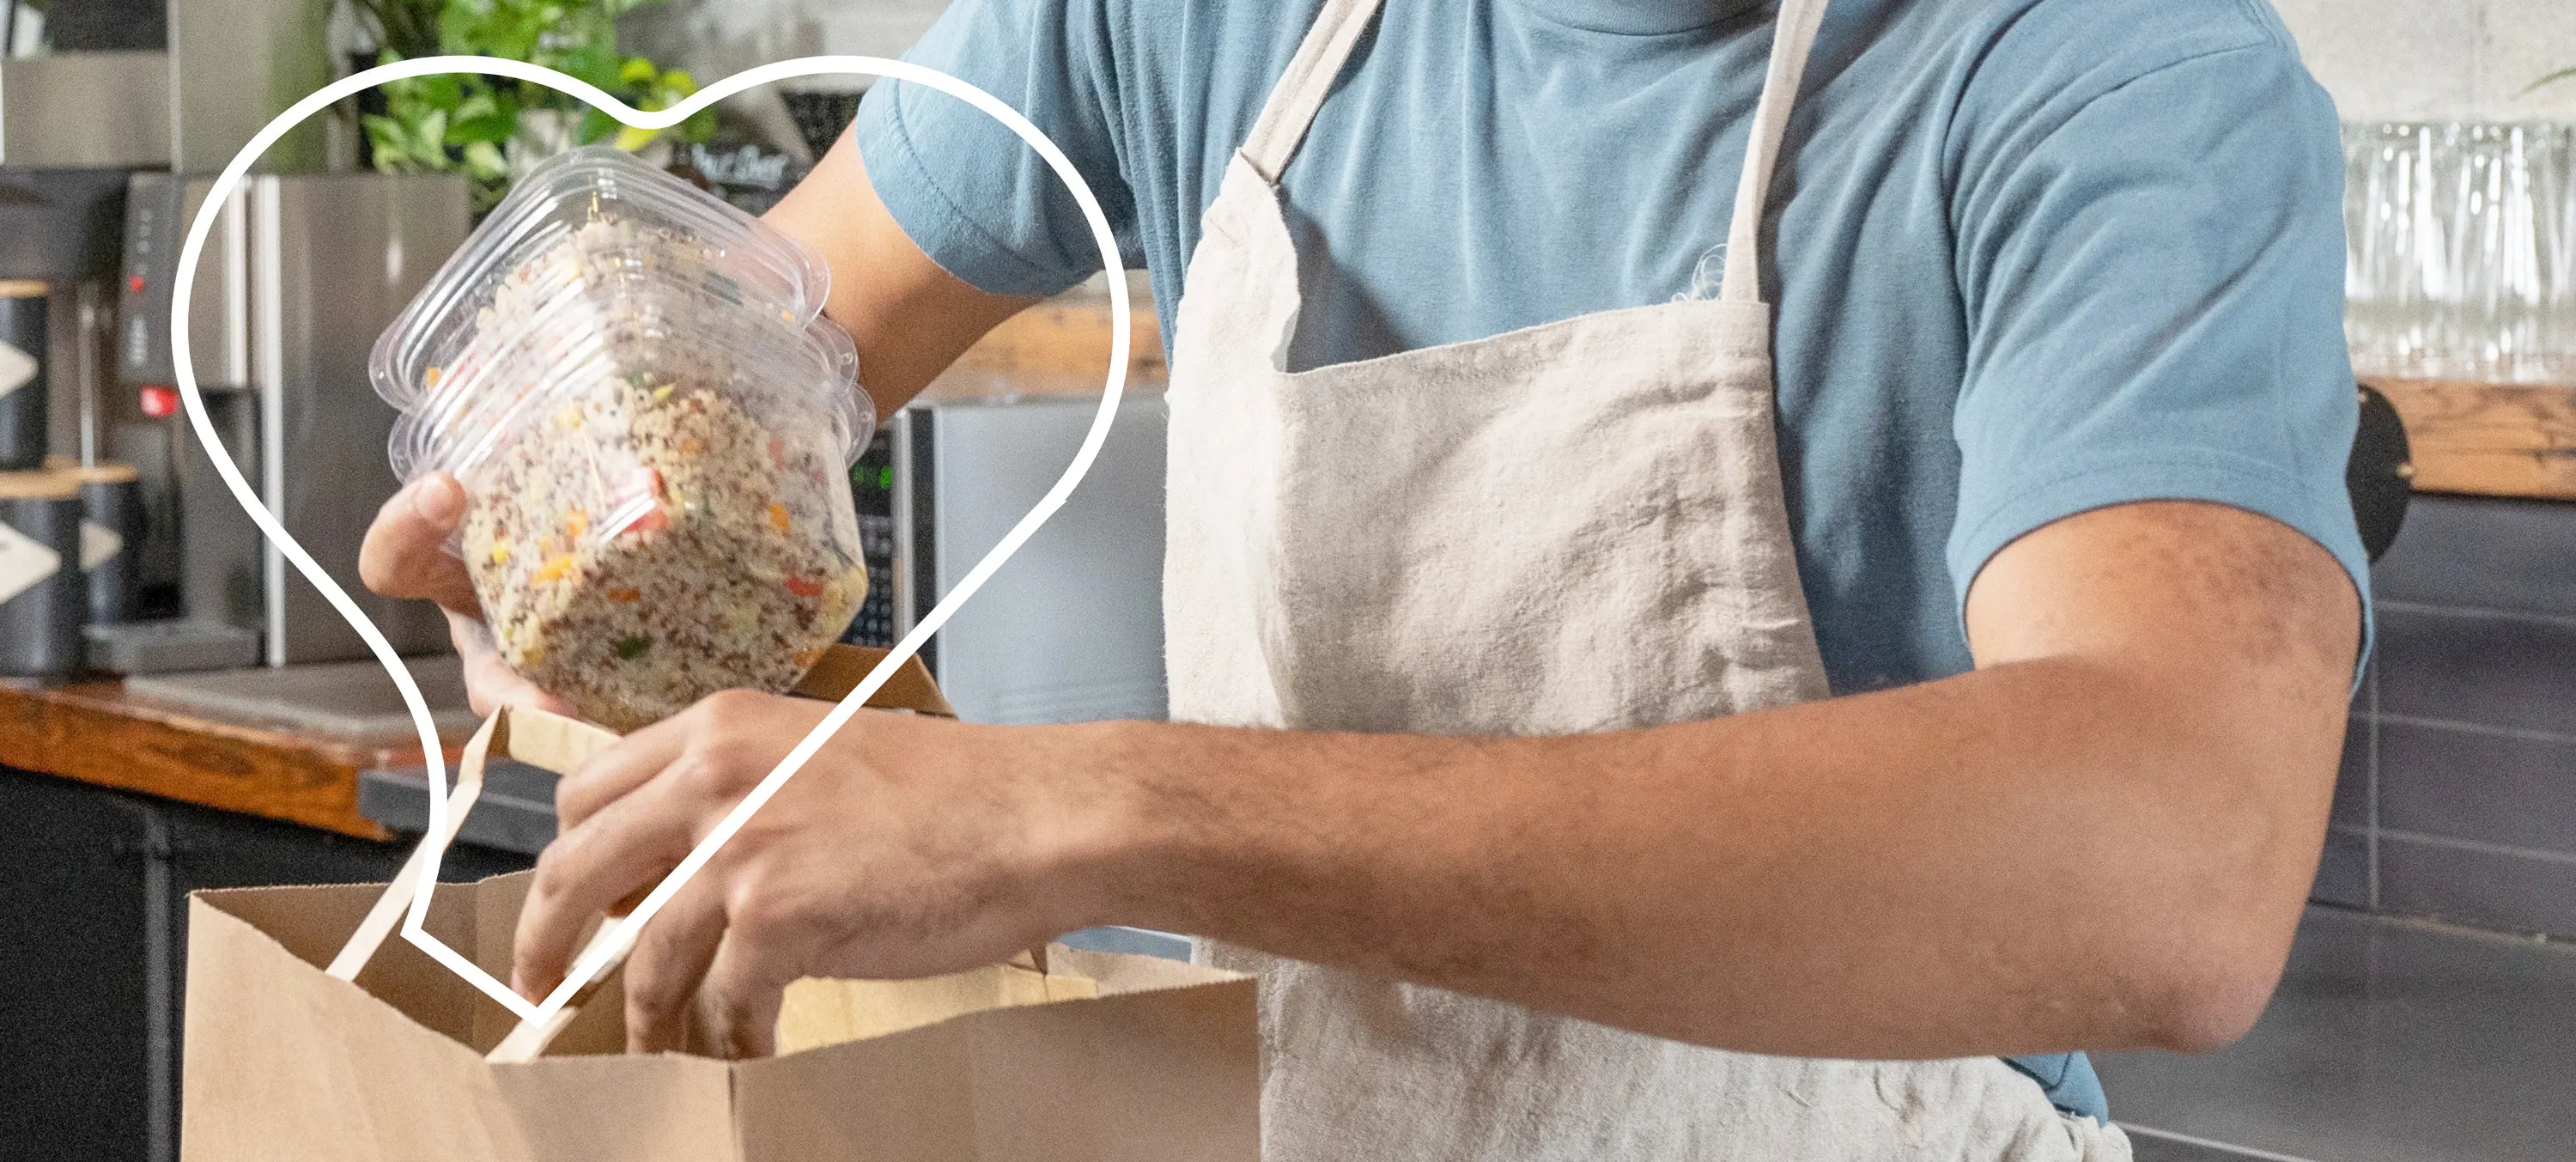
left=372, top=147, right=874, bottom=731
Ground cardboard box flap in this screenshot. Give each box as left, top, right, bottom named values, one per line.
left=792, top=644, right=953, bottom=717
left=499, top=644, right=952, bottom=776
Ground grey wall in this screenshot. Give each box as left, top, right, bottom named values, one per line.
left=629, top=0, right=2576, bottom=120
left=2317, top=496, right=2576, bottom=939
left=2275, top=0, right=2576, bottom=121
left=623, top=0, right=948, bottom=88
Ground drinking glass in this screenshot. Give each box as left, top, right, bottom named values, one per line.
left=2342, top=121, right=2576, bottom=383
left=2344, top=123, right=2445, bottom=375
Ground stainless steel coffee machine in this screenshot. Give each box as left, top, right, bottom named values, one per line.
left=106, top=170, right=467, bottom=671
left=2, top=0, right=469, bottom=676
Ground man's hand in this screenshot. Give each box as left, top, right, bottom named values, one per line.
left=358, top=473, right=570, bottom=716
left=513, top=693, right=1121, bottom=1056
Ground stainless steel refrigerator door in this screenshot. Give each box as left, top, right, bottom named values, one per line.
left=252, top=173, right=466, bottom=665
left=921, top=395, right=1170, bottom=725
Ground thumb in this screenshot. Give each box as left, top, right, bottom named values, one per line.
left=361, top=474, right=482, bottom=615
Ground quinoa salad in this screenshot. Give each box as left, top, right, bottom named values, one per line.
left=460, top=370, right=866, bottom=731
left=428, top=220, right=867, bottom=732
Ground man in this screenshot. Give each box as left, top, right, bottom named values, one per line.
left=363, top=0, right=2366, bottom=1156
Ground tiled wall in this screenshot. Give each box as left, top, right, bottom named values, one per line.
left=2317, top=495, right=2576, bottom=938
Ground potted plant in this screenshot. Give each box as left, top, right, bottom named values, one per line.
left=343, top=0, right=715, bottom=210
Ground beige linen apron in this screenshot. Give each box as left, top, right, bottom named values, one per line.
left=1161, top=0, right=2134, bottom=1157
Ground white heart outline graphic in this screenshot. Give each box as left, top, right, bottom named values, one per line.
left=172, top=55, right=1133, bottom=1026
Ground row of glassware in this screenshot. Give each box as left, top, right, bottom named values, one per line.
left=2344, top=121, right=2576, bottom=384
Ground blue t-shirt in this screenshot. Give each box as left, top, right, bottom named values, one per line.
left=856, top=0, right=2371, bottom=1123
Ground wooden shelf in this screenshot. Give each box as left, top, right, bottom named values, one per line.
left=920, top=289, right=1166, bottom=405
left=927, top=299, right=2576, bottom=506
left=2366, top=377, right=2576, bottom=502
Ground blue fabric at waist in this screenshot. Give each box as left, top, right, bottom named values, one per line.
left=2008, top=1051, right=2109, bottom=1123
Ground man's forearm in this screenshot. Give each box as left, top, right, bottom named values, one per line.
left=764, top=133, right=1039, bottom=417
left=1061, top=504, right=2357, bottom=1061
left=1079, top=656, right=2326, bottom=1060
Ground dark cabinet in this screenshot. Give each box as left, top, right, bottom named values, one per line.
left=0, top=767, right=530, bottom=1162
left=0, top=772, right=158, bottom=1162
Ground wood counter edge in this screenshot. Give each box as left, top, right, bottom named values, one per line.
left=949, top=299, right=2576, bottom=504
left=2366, top=377, right=2576, bottom=502
left=0, top=679, right=415, bottom=841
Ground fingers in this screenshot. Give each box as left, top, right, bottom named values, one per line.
left=556, top=708, right=698, bottom=831
left=702, top=930, right=790, bottom=1060
left=450, top=611, right=573, bottom=717
left=360, top=474, right=481, bottom=614
left=622, top=875, right=728, bottom=1054
left=514, top=776, right=700, bottom=1003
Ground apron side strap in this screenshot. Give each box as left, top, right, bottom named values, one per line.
left=325, top=711, right=505, bottom=982
left=1242, top=0, right=1386, bottom=184
left=1719, top=0, right=1835, bottom=305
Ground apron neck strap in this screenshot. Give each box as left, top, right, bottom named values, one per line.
left=1242, top=0, right=1386, bottom=184
left=1718, top=0, right=1832, bottom=304
left=1242, top=0, right=1831, bottom=305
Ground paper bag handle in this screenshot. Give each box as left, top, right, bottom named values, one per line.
left=325, top=709, right=626, bottom=1063
left=325, top=712, right=504, bottom=982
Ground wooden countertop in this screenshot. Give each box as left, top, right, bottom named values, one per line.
left=2366, top=376, right=2576, bottom=502
left=0, top=676, right=445, bottom=841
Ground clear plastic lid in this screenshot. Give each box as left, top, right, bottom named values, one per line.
left=369, top=146, right=833, bottom=413
left=369, top=147, right=876, bottom=730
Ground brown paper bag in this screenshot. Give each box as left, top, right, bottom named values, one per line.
left=179, top=646, right=1260, bottom=1161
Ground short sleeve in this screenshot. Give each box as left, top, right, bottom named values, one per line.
left=854, top=0, right=1142, bottom=296
left=1944, top=39, right=2370, bottom=612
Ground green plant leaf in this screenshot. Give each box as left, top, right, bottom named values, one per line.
left=385, top=71, right=464, bottom=116
left=449, top=112, right=519, bottom=145
left=362, top=115, right=416, bottom=173
left=680, top=106, right=719, bottom=144
left=549, top=43, right=623, bottom=94
left=398, top=0, right=707, bottom=191
left=577, top=106, right=621, bottom=145
left=440, top=0, right=550, bottom=60
left=422, top=71, right=466, bottom=112
left=2523, top=67, right=2576, bottom=96
left=412, top=109, right=451, bottom=157
left=462, top=140, right=509, bottom=180
left=452, top=88, right=501, bottom=123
